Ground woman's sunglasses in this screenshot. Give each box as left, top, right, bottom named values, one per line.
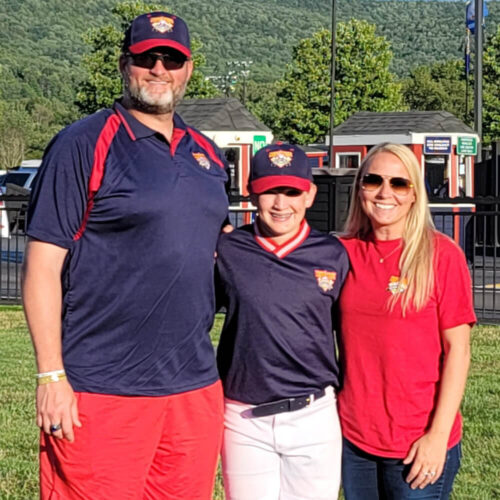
left=361, top=173, right=414, bottom=196
left=127, top=51, right=188, bottom=71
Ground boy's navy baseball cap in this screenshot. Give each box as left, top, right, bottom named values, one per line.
left=249, top=144, right=313, bottom=194
left=123, top=12, right=191, bottom=58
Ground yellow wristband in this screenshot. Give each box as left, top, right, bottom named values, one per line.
left=37, top=373, right=67, bottom=386
left=36, top=369, right=65, bottom=379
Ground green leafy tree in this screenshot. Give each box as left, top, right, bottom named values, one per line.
left=25, top=97, right=77, bottom=158
left=238, top=80, right=280, bottom=127
left=484, top=25, right=500, bottom=144
left=0, top=97, right=69, bottom=164
left=402, top=60, right=473, bottom=126
left=76, top=1, right=218, bottom=115
left=273, top=21, right=405, bottom=144
left=0, top=101, right=32, bottom=170
left=402, top=26, right=500, bottom=146
left=185, top=41, right=221, bottom=99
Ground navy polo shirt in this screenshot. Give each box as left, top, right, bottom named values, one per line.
left=27, top=101, right=229, bottom=396
left=215, top=221, right=349, bottom=405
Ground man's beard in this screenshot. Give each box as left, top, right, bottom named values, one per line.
left=123, top=72, right=187, bottom=115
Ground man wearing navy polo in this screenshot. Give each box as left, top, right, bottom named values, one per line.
left=22, top=12, right=227, bottom=500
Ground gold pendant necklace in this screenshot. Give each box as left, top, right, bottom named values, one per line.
left=378, top=244, right=401, bottom=263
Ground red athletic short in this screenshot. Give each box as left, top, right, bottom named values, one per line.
left=40, top=380, right=224, bottom=500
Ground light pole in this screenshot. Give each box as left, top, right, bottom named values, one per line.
left=474, top=0, right=484, bottom=162
left=233, top=60, right=253, bottom=105
left=208, top=61, right=252, bottom=102
left=329, top=0, right=337, bottom=168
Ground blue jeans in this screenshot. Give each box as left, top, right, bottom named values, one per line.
left=342, top=438, right=462, bottom=500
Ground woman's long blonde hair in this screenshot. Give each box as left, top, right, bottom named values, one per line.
left=343, top=143, right=435, bottom=313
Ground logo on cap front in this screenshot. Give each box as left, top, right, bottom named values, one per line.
left=193, top=152, right=211, bottom=170
left=269, top=150, right=293, bottom=168
left=314, top=270, right=337, bottom=292
left=150, top=16, right=174, bottom=33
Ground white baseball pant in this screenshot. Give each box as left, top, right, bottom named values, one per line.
left=221, top=386, right=342, bottom=500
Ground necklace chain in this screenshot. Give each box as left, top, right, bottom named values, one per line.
left=377, top=244, right=401, bottom=263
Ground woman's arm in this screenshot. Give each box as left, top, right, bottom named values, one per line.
left=403, top=323, right=471, bottom=489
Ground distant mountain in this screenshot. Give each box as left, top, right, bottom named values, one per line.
left=0, top=0, right=498, bottom=105
left=166, top=0, right=499, bottom=79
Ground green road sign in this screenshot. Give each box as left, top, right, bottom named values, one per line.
left=253, top=135, right=267, bottom=153
left=457, top=137, right=477, bottom=156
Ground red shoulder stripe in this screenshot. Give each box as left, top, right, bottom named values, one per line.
left=187, top=127, right=224, bottom=168
left=170, top=127, right=186, bottom=156
left=115, top=109, right=136, bottom=141
left=73, top=114, right=122, bottom=241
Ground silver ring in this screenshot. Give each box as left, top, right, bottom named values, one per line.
left=423, top=472, right=432, bottom=477
left=50, top=423, right=62, bottom=433
left=430, top=471, right=436, bottom=477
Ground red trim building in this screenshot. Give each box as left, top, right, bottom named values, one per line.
left=328, top=111, right=480, bottom=246
left=329, top=111, right=480, bottom=199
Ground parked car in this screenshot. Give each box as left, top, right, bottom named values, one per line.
left=1, top=166, right=39, bottom=195
left=2, top=161, right=41, bottom=231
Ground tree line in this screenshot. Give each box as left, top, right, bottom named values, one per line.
left=0, top=0, right=499, bottom=169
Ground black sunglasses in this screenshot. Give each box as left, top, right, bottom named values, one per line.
left=127, top=51, right=188, bottom=71
left=361, top=173, right=414, bottom=196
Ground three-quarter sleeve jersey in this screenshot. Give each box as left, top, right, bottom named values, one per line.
left=338, top=232, right=476, bottom=458
left=27, top=101, right=229, bottom=396
left=216, top=221, right=349, bottom=404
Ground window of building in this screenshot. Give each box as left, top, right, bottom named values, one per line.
left=336, top=153, right=360, bottom=169
left=223, top=147, right=240, bottom=194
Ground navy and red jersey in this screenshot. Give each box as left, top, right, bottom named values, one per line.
left=215, top=221, right=349, bottom=405
left=27, top=101, right=229, bottom=396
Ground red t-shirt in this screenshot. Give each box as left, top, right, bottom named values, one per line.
left=338, top=232, right=476, bottom=458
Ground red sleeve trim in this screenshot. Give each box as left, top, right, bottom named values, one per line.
left=73, top=114, right=122, bottom=241
left=187, top=127, right=224, bottom=168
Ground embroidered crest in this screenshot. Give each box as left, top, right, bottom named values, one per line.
left=193, top=152, right=211, bottom=170
left=150, top=16, right=174, bottom=33
left=387, top=276, right=408, bottom=295
left=314, top=270, right=337, bottom=292
left=269, top=150, right=293, bottom=168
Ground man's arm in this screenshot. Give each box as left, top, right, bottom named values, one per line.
left=22, top=239, right=81, bottom=442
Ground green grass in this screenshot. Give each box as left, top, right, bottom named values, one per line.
left=0, top=309, right=498, bottom=499
left=0, top=306, right=38, bottom=500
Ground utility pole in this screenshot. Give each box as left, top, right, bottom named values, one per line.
left=329, top=0, right=337, bottom=168
left=474, top=0, right=484, bottom=162
left=465, top=27, right=470, bottom=118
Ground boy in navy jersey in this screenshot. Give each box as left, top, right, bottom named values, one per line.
left=216, top=144, right=349, bottom=500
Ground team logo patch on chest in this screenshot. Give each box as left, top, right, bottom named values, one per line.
left=192, top=152, right=211, bottom=170
left=269, top=150, right=293, bottom=168
left=314, top=270, right=337, bottom=292
left=387, top=276, right=408, bottom=295
left=150, top=16, right=174, bottom=33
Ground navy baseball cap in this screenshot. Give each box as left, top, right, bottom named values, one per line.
left=123, top=12, right=191, bottom=58
left=249, top=144, right=313, bottom=194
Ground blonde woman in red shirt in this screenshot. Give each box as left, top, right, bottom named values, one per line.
left=338, top=143, right=475, bottom=500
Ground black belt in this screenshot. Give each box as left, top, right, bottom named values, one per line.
left=251, top=388, right=327, bottom=418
